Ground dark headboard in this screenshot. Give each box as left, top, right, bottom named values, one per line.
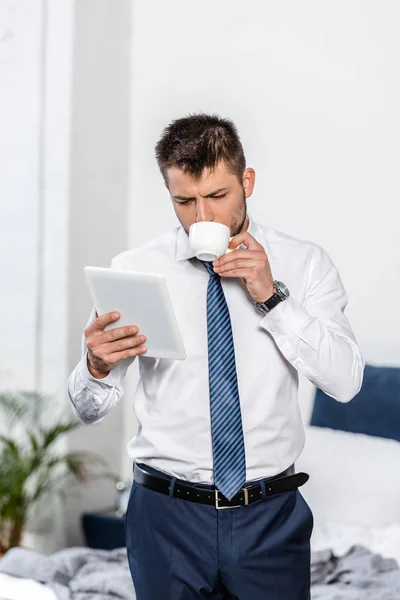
left=310, top=364, right=400, bottom=442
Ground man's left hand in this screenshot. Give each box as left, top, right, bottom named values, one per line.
left=212, top=230, right=274, bottom=304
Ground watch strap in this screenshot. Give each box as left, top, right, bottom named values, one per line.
left=256, top=280, right=288, bottom=313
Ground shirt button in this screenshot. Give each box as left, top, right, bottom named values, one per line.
left=270, top=326, right=276, bottom=332
left=294, top=358, right=302, bottom=366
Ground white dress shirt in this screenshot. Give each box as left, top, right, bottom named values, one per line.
left=67, top=211, right=365, bottom=484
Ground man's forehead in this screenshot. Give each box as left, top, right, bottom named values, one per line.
left=167, top=162, right=235, bottom=192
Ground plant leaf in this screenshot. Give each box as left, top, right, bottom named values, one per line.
left=39, top=420, right=82, bottom=450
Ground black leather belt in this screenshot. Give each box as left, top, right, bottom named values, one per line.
left=133, top=463, right=309, bottom=510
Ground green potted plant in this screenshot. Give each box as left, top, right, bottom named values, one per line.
left=0, top=390, right=117, bottom=555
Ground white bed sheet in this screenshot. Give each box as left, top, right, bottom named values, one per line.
left=311, top=518, right=400, bottom=565
left=0, top=573, right=57, bottom=600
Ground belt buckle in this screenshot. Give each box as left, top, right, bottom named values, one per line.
left=214, top=487, right=248, bottom=510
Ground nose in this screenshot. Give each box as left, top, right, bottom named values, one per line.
left=196, top=218, right=214, bottom=224
left=195, top=210, right=214, bottom=224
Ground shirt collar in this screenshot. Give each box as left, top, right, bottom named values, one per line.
left=175, top=211, right=272, bottom=261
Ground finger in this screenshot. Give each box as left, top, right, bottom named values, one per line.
left=101, top=334, right=146, bottom=355
left=104, top=345, right=147, bottom=363
left=216, top=259, right=260, bottom=272
left=216, top=249, right=260, bottom=266
left=216, top=267, right=256, bottom=278
left=87, top=329, right=140, bottom=354
left=91, top=311, right=120, bottom=332
left=98, top=324, right=140, bottom=344
left=229, top=231, right=263, bottom=251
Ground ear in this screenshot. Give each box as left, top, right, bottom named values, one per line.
left=242, top=168, right=256, bottom=198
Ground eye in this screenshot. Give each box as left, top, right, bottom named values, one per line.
left=178, top=194, right=226, bottom=205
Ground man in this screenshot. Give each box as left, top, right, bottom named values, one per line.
left=68, top=113, right=365, bottom=599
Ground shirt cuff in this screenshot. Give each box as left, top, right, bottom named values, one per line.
left=80, top=350, right=116, bottom=391
left=258, top=295, right=318, bottom=352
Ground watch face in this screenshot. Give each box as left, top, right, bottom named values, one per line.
left=275, top=281, right=289, bottom=298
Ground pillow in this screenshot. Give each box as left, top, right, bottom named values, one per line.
left=296, top=425, right=400, bottom=528
left=310, top=364, right=400, bottom=442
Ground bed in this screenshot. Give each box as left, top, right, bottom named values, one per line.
left=298, top=363, right=400, bottom=598
left=1, top=363, right=399, bottom=599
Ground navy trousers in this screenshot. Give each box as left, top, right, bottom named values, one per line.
left=125, top=462, right=313, bottom=599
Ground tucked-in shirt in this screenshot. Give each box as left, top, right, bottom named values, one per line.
left=67, top=211, right=365, bottom=484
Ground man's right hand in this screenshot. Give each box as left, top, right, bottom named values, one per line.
left=84, top=312, right=147, bottom=379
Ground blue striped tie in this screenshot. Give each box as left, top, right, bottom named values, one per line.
left=200, top=259, right=246, bottom=501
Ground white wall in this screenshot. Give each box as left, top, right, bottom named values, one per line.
left=121, top=0, right=400, bottom=473
left=0, top=0, right=73, bottom=551
left=0, top=0, right=132, bottom=551
left=65, top=0, right=132, bottom=546
left=0, top=0, right=42, bottom=390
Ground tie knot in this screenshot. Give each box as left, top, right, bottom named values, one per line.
left=201, top=260, right=219, bottom=277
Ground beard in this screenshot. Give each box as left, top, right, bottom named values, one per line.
left=231, top=189, right=248, bottom=236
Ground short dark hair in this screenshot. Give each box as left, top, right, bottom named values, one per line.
left=155, top=113, right=246, bottom=183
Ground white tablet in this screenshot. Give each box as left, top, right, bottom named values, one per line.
left=84, top=266, right=186, bottom=360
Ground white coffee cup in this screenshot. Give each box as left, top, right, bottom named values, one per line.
left=188, top=221, right=235, bottom=261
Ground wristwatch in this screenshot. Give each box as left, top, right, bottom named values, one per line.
left=254, top=280, right=290, bottom=315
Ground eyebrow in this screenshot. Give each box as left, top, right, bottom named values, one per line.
left=173, top=187, right=229, bottom=201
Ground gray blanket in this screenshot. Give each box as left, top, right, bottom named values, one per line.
left=1, top=543, right=399, bottom=599
left=0, top=546, right=135, bottom=600
left=311, top=544, right=400, bottom=599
